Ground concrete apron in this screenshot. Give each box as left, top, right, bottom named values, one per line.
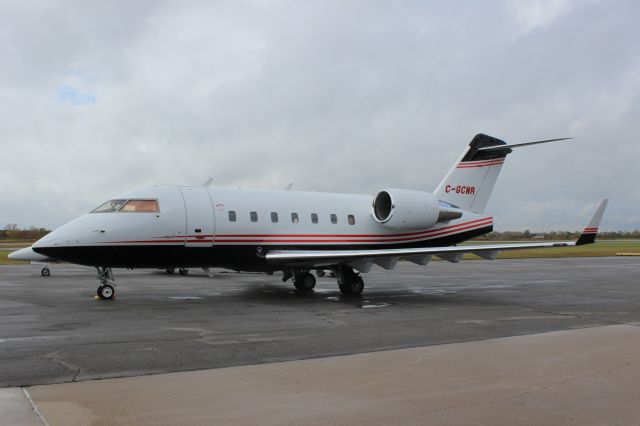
left=9, top=324, right=640, bottom=426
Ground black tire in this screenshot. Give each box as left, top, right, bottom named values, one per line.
left=41, top=267, right=50, bottom=277
left=97, top=284, right=115, bottom=300
left=294, top=272, right=316, bottom=291
left=316, top=269, right=325, bottom=277
left=166, top=268, right=176, bottom=274
left=179, top=268, right=189, bottom=275
left=339, top=276, right=364, bottom=296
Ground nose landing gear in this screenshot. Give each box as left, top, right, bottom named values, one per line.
left=96, top=267, right=115, bottom=300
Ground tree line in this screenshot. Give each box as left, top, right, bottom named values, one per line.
left=2, top=224, right=639, bottom=242
left=1, top=224, right=51, bottom=240
left=475, top=230, right=640, bottom=241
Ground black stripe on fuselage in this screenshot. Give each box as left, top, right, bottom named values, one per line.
left=33, top=226, right=492, bottom=271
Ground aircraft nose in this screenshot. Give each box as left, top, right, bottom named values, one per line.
left=8, top=247, right=38, bottom=261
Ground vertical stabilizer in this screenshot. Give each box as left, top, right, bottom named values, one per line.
left=434, top=134, right=512, bottom=214
left=576, top=199, right=608, bottom=245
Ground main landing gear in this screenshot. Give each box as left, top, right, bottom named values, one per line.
left=96, top=266, right=115, bottom=300
left=282, top=265, right=364, bottom=296
left=282, top=269, right=316, bottom=291
left=166, top=267, right=189, bottom=275
left=336, top=265, right=364, bottom=296
left=41, top=266, right=50, bottom=277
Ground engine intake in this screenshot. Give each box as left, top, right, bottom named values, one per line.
left=372, top=189, right=462, bottom=230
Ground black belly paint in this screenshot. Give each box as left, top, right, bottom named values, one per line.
left=33, top=226, right=492, bottom=271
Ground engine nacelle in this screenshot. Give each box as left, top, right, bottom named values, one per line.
left=372, top=189, right=463, bottom=230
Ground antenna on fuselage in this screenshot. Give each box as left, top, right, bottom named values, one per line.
left=203, top=177, right=214, bottom=187
left=284, top=182, right=294, bottom=191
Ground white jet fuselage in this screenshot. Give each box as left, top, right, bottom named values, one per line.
left=33, top=185, right=490, bottom=271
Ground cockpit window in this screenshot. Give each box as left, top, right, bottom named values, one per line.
left=92, top=199, right=127, bottom=213
left=91, top=199, right=159, bottom=213
left=121, top=200, right=159, bottom=212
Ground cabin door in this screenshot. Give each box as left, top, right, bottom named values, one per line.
left=179, top=186, right=215, bottom=247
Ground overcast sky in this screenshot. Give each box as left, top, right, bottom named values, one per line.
left=1, top=0, right=638, bottom=231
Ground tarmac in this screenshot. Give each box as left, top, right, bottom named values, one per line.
left=1, top=257, right=639, bottom=424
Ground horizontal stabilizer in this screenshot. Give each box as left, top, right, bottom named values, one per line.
left=477, top=137, right=573, bottom=152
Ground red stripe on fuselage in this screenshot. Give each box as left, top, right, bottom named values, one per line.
left=102, top=218, right=493, bottom=245
left=214, top=221, right=492, bottom=244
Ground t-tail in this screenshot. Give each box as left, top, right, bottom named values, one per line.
left=434, top=134, right=572, bottom=213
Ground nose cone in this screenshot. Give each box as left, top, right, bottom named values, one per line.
left=31, top=213, right=97, bottom=253
left=8, top=247, right=48, bottom=262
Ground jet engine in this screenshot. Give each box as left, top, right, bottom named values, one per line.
left=372, top=189, right=463, bottom=230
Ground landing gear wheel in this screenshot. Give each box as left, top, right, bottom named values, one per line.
left=166, top=268, right=176, bottom=274
left=337, top=265, right=364, bottom=296
left=179, top=268, right=189, bottom=275
left=294, top=272, right=316, bottom=291
left=339, top=276, right=364, bottom=296
left=41, top=267, right=50, bottom=277
left=97, top=284, right=115, bottom=300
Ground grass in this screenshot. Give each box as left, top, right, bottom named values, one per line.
left=0, top=250, right=28, bottom=265
left=0, top=239, right=32, bottom=264
left=462, top=241, right=640, bottom=260
left=1, top=240, right=638, bottom=266
left=0, top=240, right=33, bottom=247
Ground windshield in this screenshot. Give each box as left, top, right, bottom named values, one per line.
left=121, top=200, right=159, bottom=212
left=92, top=199, right=127, bottom=213
left=91, top=199, right=159, bottom=213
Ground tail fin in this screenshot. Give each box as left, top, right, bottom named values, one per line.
left=434, top=134, right=572, bottom=213
left=434, top=134, right=511, bottom=214
left=576, top=199, right=608, bottom=245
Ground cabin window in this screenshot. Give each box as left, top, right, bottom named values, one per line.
left=228, top=211, right=237, bottom=222
left=311, top=213, right=318, bottom=224
left=250, top=211, right=258, bottom=222
left=330, top=214, right=337, bottom=224
left=348, top=214, right=355, bottom=225
left=120, top=199, right=159, bottom=213
left=271, top=212, right=278, bottom=223
left=291, top=213, right=299, bottom=223
left=92, top=199, right=127, bottom=213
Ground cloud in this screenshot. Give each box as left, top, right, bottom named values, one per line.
left=0, top=0, right=638, bottom=231
left=57, top=85, right=96, bottom=105
left=507, top=0, right=576, bottom=36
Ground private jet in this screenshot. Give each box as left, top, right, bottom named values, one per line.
left=8, top=246, right=59, bottom=276
left=26, top=134, right=607, bottom=300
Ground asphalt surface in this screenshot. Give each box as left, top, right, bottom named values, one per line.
left=1, top=257, right=638, bottom=388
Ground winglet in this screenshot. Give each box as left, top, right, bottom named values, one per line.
left=576, top=199, right=608, bottom=245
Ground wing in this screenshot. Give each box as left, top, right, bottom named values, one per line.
left=265, top=200, right=608, bottom=271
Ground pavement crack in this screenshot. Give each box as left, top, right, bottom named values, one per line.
left=41, top=350, right=82, bottom=382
